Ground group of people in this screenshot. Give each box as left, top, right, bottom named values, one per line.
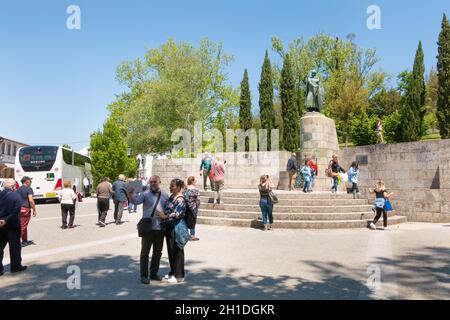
left=199, top=152, right=226, bottom=205
left=127, top=175, right=200, bottom=284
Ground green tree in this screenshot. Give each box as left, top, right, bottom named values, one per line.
left=271, top=33, right=386, bottom=143
left=384, top=110, right=404, bottom=143
left=90, top=118, right=137, bottom=186
left=437, top=14, right=450, bottom=138
left=110, top=38, right=239, bottom=154
left=367, top=88, right=401, bottom=117
left=280, top=53, right=300, bottom=151
left=239, top=69, right=252, bottom=151
left=401, top=41, right=426, bottom=141
left=62, top=144, right=72, bottom=149
left=349, top=112, right=377, bottom=146
left=258, top=50, right=276, bottom=149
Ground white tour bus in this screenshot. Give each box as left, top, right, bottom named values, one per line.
left=15, top=146, right=92, bottom=201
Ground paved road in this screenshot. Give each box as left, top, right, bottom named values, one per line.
left=0, top=199, right=449, bottom=300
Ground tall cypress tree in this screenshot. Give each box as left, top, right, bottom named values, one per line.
left=258, top=50, right=275, bottom=150
left=280, top=53, right=300, bottom=151
left=437, top=14, right=450, bottom=139
left=239, top=69, right=252, bottom=151
left=402, top=41, right=426, bottom=141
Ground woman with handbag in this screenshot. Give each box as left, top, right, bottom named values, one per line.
left=157, top=178, right=189, bottom=283
left=258, top=175, right=275, bottom=231
left=328, top=154, right=346, bottom=194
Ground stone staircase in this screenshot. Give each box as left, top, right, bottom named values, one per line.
left=197, top=190, right=407, bottom=229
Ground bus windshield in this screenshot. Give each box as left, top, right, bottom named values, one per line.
left=19, top=146, right=58, bottom=172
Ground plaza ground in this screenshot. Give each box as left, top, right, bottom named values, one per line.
left=0, top=198, right=448, bottom=300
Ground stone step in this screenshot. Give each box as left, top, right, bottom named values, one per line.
left=200, top=191, right=358, bottom=199
left=198, top=209, right=396, bottom=221
left=199, top=203, right=373, bottom=213
left=199, top=196, right=369, bottom=206
left=196, top=215, right=407, bottom=229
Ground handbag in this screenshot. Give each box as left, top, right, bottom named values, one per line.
left=269, top=191, right=278, bottom=204
left=137, top=192, right=161, bottom=237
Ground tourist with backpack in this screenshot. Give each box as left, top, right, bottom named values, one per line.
left=158, top=178, right=190, bottom=283
left=327, top=154, right=346, bottom=194
left=184, top=176, right=200, bottom=241
left=199, top=152, right=214, bottom=191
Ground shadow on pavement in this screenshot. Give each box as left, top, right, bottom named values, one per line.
left=0, top=246, right=448, bottom=300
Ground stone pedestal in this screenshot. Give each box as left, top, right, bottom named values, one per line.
left=299, top=112, right=343, bottom=191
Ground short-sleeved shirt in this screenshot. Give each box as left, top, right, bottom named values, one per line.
left=133, top=190, right=169, bottom=230
left=16, top=185, right=34, bottom=208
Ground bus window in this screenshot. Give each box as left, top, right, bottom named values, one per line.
left=19, top=146, right=58, bottom=172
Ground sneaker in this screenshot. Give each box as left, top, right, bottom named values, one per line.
left=99, top=221, right=106, bottom=227
left=61, top=225, right=67, bottom=229
left=163, top=274, right=172, bottom=281
left=167, top=276, right=178, bottom=283
left=269, top=224, right=274, bottom=231
left=369, top=222, right=376, bottom=230
left=68, top=225, right=75, bottom=229
left=11, top=266, right=27, bottom=273
left=140, top=276, right=150, bottom=285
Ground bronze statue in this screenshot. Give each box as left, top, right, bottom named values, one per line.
left=305, top=69, right=325, bottom=112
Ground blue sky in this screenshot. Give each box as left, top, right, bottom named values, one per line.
left=1, top=0, right=449, bottom=151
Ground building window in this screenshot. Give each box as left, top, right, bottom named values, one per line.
left=7, top=144, right=11, bottom=156
left=13, top=145, right=17, bottom=156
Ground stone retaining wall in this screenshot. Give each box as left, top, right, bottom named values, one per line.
left=340, top=140, right=450, bottom=223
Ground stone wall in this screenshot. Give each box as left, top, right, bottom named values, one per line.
left=340, top=140, right=450, bottom=223
left=151, top=151, right=291, bottom=191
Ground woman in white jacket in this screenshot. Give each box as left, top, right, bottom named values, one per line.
left=59, top=181, right=77, bottom=229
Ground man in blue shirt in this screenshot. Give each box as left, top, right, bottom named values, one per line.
left=0, top=179, right=27, bottom=275
left=128, top=175, right=169, bottom=285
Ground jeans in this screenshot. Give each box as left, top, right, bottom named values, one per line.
left=303, top=180, right=310, bottom=192
left=350, top=182, right=359, bottom=193
left=128, top=201, right=136, bottom=212
left=190, top=228, right=196, bottom=236
left=61, top=204, right=75, bottom=227
left=332, top=176, right=338, bottom=192
left=259, top=197, right=274, bottom=225
left=140, top=230, right=164, bottom=278
left=288, top=169, right=296, bottom=190
left=310, top=174, right=315, bottom=189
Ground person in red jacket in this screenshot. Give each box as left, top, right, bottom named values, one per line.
left=308, top=157, right=318, bottom=192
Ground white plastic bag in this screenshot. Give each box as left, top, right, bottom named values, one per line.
left=339, top=172, right=348, bottom=183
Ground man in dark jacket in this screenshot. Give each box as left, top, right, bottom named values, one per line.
left=0, top=179, right=27, bottom=275
left=286, top=153, right=298, bottom=191
left=112, top=174, right=128, bottom=225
